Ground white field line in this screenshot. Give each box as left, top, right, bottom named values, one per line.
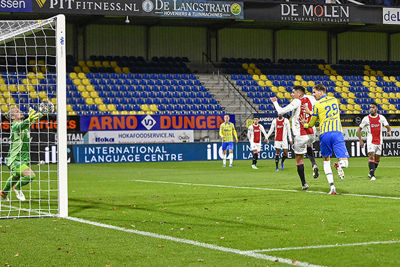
left=248, top=240, right=400, bottom=253
left=66, top=216, right=324, bottom=267
left=133, top=179, right=400, bottom=200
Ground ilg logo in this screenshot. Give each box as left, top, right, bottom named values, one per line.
left=142, top=0, right=154, bottom=13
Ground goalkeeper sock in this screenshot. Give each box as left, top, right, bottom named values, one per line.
left=369, top=159, right=376, bottom=177
left=14, top=174, right=36, bottom=190
left=275, top=153, right=279, bottom=169
left=252, top=153, right=258, bottom=165
left=296, top=161, right=306, bottom=186
left=307, top=146, right=317, bottom=167
left=222, top=154, right=227, bottom=165
left=2, top=175, right=19, bottom=194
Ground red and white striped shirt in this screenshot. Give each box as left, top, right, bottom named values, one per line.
left=359, top=114, right=389, bottom=145
left=247, top=123, right=267, bottom=144
left=266, top=117, right=292, bottom=143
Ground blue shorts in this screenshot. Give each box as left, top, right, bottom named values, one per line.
left=222, top=142, right=234, bottom=151
left=320, top=131, right=349, bottom=158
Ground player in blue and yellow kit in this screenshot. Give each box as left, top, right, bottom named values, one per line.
left=300, top=84, right=349, bottom=194
left=219, top=115, right=238, bottom=167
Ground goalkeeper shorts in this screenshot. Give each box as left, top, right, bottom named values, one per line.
left=8, top=161, right=30, bottom=177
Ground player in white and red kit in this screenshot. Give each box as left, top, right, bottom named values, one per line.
left=266, top=114, right=293, bottom=171
left=270, top=86, right=319, bottom=190
left=247, top=116, right=268, bottom=169
left=357, top=102, right=391, bottom=181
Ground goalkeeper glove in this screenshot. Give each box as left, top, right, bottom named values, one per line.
left=28, top=108, right=43, bottom=123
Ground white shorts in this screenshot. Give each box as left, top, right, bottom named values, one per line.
left=250, top=142, right=262, bottom=152
left=274, top=140, right=289, bottom=150
left=293, top=134, right=316, bottom=155
left=367, top=141, right=382, bottom=155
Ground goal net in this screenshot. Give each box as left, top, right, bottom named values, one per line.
left=0, top=15, right=67, bottom=219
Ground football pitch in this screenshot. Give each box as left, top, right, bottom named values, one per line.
left=1, top=157, right=400, bottom=266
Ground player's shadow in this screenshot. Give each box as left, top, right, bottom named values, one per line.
left=68, top=197, right=288, bottom=231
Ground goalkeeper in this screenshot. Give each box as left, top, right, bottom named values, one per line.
left=0, top=107, right=42, bottom=201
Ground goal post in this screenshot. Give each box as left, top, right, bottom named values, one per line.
left=0, top=15, right=67, bottom=219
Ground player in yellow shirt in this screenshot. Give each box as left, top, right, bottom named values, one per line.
left=219, top=115, right=238, bottom=167
left=300, top=84, right=349, bottom=194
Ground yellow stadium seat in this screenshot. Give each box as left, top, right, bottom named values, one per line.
left=323, top=70, right=330, bottom=75
left=342, top=87, right=350, bottom=93
left=258, top=81, right=266, bottom=87
left=376, top=87, right=383, bottom=93
left=340, top=104, right=347, bottom=110
left=336, top=81, right=343, bottom=87
left=87, top=85, right=95, bottom=92
left=85, top=98, right=94, bottom=105
left=119, top=110, right=128, bottom=115
left=295, top=75, right=302, bottom=81
left=94, top=98, right=103, bottom=105
left=369, top=87, right=376, bottom=93
left=1, top=105, right=9, bottom=113
left=99, top=104, right=107, bottom=112
left=337, top=76, right=344, bottom=82
left=82, top=66, right=90, bottom=73
left=265, top=80, right=273, bottom=87
left=82, top=79, right=90, bottom=85
left=330, top=75, right=337, bottom=82
left=347, top=99, right=355, bottom=104
left=28, top=59, right=36, bottom=65
left=318, top=64, right=325, bottom=70
left=30, top=78, right=39, bottom=85
left=308, top=81, right=315, bottom=87
left=354, top=104, right=362, bottom=111
left=278, top=86, right=286, bottom=93
left=331, top=70, right=337, bottom=75
left=370, top=81, right=376, bottom=87
left=94, top=61, right=102, bottom=68
left=347, top=104, right=354, bottom=111
left=78, top=72, right=86, bottom=79
left=383, top=76, right=390, bottom=82
left=381, top=104, right=389, bottom=110
left=254, top=69, right=261, bottom=75
left=67, top=105, right=73, bottom=112
left=129, top=110, right=137, bottom=115
left=242, top=63, right=249, bottom=69
left=122, top=67, right=130, bottom=74
left=382, top=92, right=389, bottom=98
left=0, top=85, right=7, bottom=92
left=0, top=98, right=5, bottom=104
left=334, top=87, right=342, bottom=93
left=51, top=98, right=57, bottom=104
left=102, top=61, right=110, bottom=67
left=284, top=92, right=291, bottom=99
left=396, top=93, right=400, bottom=98
left=364, top=70, right=370, bottom=76
left=293, top=81, right=300, bottom=86
left=389, top=92, right=396, bottom=98
left=328, top=92, right=334, bottom=97
left=377, top=71, right=384, bottom=76
left=341, top=93, right=348, bottom=99
left=110, top=61, right=118, bottom=68
left=370, top=76, right=377, bottom=82
left=17, top=85, right=26, bottom=92
left=389, top=104, right=396, bottom=111
left=375, top=92, right=382, bottom=98
left=375, top=99, right=382, bottom=104
left=390, top=76, right=396, bottom=82
left=348, top=92, right=356, bottom=98
left=325, top=64, right=331, bottom=70
left=38, top=91, right=47, bottom=99
left=249, top=63, right=256, bottom=69
left=260, top=75, right=267, bottom=81
left=277, top=92, right=284, bottom=98
left=86, top=61, right=94, bottom=67
left=8, top=85, right=17, bottom=92
left=77, top=85, right=85, bottom=92
left=89, top=91, right=98, bottom=98
left=301, top=81, right=307, bottom=87
left=146, top=111, right=155, bottom=115
left=252, top=75, right=260, bottom=81
left=149, top=104, right=158, bottom=112
left=6, top=98, right=15, bottom=104
left=137, top=111, right=145, bottom=115
left=141, top=104, right=150, bottom=112
left=36, top=72, right=44, bottom=79
left=111, top=111, right=119, bottom=115
left=78, top=60, right=86, bottom=67
left=73, top=79, right=81, bottom=86
left=382, top=99, right=390, bottom=104
left=0, top=78, right=4, bottom=85
left=247, top=69, right=254, bottom=75
left=114, top=67, right=122, bottom=74
left=363, top=76, right=370, bottom=81
left=107, top=104, right=116, bottom=111
left=362, top=81, right=369, bottom=87
left=68, top=111, right=77, bottom=116
left=343, top=81, right=350, bottom=87
left=81, top=91, right=90, bottom=98
left=30, top=91, right=38, bottom=98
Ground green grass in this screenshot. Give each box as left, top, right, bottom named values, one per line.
left=1, top=157, right=400, bottom=266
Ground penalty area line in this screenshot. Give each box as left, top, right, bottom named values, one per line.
left=132, top=179, right=400, bottom=200
left=66, top=216, right=324, bottom=267
left=248, top=240, right=400, bottom=253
